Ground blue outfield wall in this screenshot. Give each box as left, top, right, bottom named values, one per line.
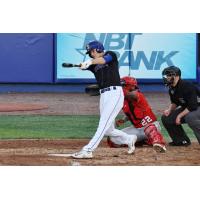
left=0, top=33, right=199, bottom=93
left=0, top=33, right=54, bottom=83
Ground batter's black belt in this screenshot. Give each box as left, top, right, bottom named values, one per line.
left=100, top=86, right=117, bottom=94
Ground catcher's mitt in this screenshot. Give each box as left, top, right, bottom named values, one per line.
left=85, top=84, right=100, bottom=96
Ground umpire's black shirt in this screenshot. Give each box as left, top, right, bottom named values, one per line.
left=169, top=79, right=200, bottom=111
left=87, top=51, right=121, bottom=89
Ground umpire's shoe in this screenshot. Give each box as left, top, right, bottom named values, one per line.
left=72, top=150, right=93, bottom=159
left=128, top=135, right=137, bottom=154
left=168, top=140, right=191, bottom=147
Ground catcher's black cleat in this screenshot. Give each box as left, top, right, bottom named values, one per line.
left=168, top=141, right=191, bottom=147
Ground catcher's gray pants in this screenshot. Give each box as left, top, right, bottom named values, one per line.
left=110, top=121, right=161, bottom=145
left=161, top=106, right=200, bottom=144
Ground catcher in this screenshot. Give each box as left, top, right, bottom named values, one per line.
left=107, top=76, right=167, bottom=152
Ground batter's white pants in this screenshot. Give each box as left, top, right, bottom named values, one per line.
left=83, top=86, right=134, bottom=152
left=110, top=121, right=161, bottom=145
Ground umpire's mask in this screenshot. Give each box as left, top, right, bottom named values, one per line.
left=162, top=66, right=181, bottom=87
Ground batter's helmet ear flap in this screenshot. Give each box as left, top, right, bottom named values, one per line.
left=96, top=42, right=104, bottom=53
left=96, top=49, right=102, bottom=53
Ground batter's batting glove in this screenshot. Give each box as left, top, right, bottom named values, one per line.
left=115, top=119, right=125, bottom=127
left=80, top=59, right=92, bottom=70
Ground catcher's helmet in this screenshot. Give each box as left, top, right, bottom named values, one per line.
left=162, top=66, right=181, bottom=86
left=86, top=40, right=104, bottom=54
left=121, top=76, right=138, bottom=88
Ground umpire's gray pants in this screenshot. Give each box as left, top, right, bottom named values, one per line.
left=162, top=106, right=200, bottom=144
left=185, top=106, right=200, bottom=143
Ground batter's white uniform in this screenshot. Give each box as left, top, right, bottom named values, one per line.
left=83, top=86, right=134, bottom=152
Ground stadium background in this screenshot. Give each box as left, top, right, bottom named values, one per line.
left=0, top=33, right=199, bottom=92
left=0, top=34, right=200, bottom=165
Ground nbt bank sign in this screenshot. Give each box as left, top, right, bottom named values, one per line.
left=57, top=33, right=196, bottom=80
left=79, top=33, right=179, bottom=70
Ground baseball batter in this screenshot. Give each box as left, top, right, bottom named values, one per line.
left=72, top=40, right=137, bottom=159
left=107, top=76, right=166, bottom=153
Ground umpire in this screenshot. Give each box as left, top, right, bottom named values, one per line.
left=161, top=66, right=200, bottom=146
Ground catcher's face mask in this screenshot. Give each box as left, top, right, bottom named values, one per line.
left=121, top=76, right=138, bottom=90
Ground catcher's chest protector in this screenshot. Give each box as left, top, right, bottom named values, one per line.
left=123, top=92, right=157, bottom=128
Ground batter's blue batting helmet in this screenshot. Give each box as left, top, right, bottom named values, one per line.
left=86, top=40, right=104, bottom=54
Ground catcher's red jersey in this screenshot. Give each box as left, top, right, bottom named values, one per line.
left=123, top=90, right=157, bottom=128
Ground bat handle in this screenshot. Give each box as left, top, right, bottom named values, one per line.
left=74, top=64, right=81, bottom=67
left=62, top=63, right=81, bottom=67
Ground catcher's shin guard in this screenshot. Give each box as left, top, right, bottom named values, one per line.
left=107, top=137, right=128, bottom=148
left=144, top=123, right=166, bottom=152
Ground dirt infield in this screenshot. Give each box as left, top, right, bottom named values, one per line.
left=0, top=103, right=48, bottom=112
left=0, top=92, right=200, bottom=166
left=0, top=139, right=200, bottom=166
left=0, top=92, right=169, bottom=115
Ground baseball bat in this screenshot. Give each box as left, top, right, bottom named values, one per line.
left=62, top=63, right=81, bottom=68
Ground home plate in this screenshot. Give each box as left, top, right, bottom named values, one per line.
left=49, top=153, right=74, bottom=157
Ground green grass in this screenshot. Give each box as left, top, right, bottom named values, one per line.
left=0, top=115, right=196, bottom=140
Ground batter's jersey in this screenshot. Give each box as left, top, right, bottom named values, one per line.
left=123, top=90, right=157, bottom=128
left=87, top=51, right=121, bottom=89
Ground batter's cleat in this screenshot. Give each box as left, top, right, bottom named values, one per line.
left=153, top=143, right=167, bottom=153
left=127, top=135, right=137, bottom=154
left=72, top=150, right=93, bottom=159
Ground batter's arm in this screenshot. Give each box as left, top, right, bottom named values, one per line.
left=91, top=57, right=106, bottom=65
left=91, top=53, right=113, bottom=65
